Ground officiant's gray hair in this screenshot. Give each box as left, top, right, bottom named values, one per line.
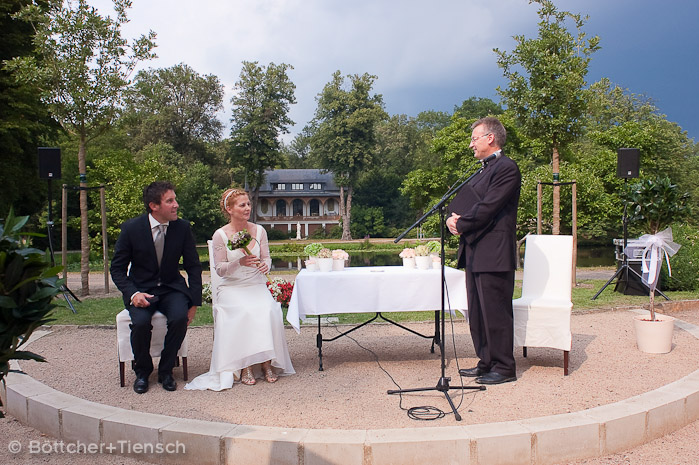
left=220, top=187, right=248, bottom=219
left=472, top=117, right=506, bottom=148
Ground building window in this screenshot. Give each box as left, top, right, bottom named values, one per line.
left=309, top=183, right=322, bottom=190
left=274, top=183, right=286, bottom=190
left=276, top=200, right=286, bottom=216
left=310, top=199, right=320, bottom=216
left=291, top=183, right=303, bottom=190
left=260, top=199, right=269, bottom=214
left=326, top=199, right=336, bottom=212
left=293, top=199, right=303, bottom=216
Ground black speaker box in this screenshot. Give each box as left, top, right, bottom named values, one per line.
left=616, top=148, right=640, bottom=179
left=38, top=147, right=61, bottom=180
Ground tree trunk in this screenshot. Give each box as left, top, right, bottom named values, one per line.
left=340, top=185, right=352, bottom=240
left=251, top=185, right=259, bottom=223
left=78, top=135, right=90, bottom=296
left=552, top=145, right=560, bottom=235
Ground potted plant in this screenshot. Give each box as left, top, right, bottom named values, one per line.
left=331, top=249, right=349, bottom=271
left=1, top=210, right=63, bottom=416
left=399, top=247, right=416, bottom=268
left=426, top=240, right=441, bottom=266
left=303, top=243, right=324, bottom=259
left=316, top=248, right=333, bottom=272
left=625, top=176, right=688, bottom=353
left=414, top=245, right=432, bottom=270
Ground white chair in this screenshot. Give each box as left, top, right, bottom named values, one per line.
left=513, top=234, right=573, bottom=375
left=207, top=240, right=221, bottom=309
left=116, top=310, right=188, bottom=387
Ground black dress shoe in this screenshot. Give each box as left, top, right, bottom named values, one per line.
left=458, top=366, right=489, bottom=377
left=475, top=372, right=516, bottom=385
left=158, top=373, right=177, bottom=391
left=133, top=376, right=149, bottom=394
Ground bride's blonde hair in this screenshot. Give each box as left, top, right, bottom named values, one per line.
left=220, top=187, right=248, bottom=220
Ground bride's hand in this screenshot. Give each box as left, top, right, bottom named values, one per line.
left=240, top=254, right=260, bottom=268
left=257, top=262, right=269, bottom=274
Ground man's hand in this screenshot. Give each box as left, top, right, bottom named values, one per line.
left=447, top=212, right=461, bottom=235
left=132, top=292, right=155, bottom=308
left=187, top=306, right=197, bottom=325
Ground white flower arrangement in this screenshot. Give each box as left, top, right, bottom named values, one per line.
left=332, top=249, right=349, bottom=260
left=399, top=248, right=416, bottom=258
left=317, top=248, right=333, bottom=259
left=415, top=245, right=430, bottom=256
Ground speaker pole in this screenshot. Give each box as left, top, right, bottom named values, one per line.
left=40, top=149, right=80, bottom=312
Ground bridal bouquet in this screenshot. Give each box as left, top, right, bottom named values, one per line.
left=266, top=278, right=294, bottom=307
left=228, top=229, right=271, bottom=280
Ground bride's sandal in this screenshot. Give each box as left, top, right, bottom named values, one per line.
left=262, top=362, right=278, bottom=383
left=241, top=367, right=256, bottom=385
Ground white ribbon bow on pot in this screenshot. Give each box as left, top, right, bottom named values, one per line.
left=626, top=227, right=681, bottom=292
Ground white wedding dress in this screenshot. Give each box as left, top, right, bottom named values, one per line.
left=185, top=226, right=295, bottom=391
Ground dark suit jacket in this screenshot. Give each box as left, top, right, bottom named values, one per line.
left=448, top=155, right=521, bottom=272
left=110, top=214, right=203, bottom=308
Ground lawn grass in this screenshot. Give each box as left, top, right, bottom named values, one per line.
left=49, top=276, right=698, bottom=327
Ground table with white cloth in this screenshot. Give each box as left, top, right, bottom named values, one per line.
left=287, top=266, right=468, bottom=370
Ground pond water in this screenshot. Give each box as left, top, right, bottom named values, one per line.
left=270, top=245, right=615, bottom=270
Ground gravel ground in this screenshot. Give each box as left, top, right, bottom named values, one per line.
left=2, top=306, right=699, bottom=464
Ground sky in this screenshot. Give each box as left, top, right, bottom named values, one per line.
left=91, top=0, right=699, bottom=143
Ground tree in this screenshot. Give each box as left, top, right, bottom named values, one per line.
left=6, top=0, right=156, bottom=295
left=229, top=61, right=296, bottom=221
left=122, top=63, right=224, bottom=162
left=0, top=0, right=58, bottom=217
left=453, top=97, right=503, bottom=120
left=495, top=0, right=599, bottom=234
left=310, top=71, right=387, bottom=240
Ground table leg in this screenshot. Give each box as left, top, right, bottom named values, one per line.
left=316, top=316, right=324, bottom=371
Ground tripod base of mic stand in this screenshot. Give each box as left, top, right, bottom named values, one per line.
left=592, top=263, right=669, bottom=301
left=388, top=377, right=486, bottom=421
left=59, top=284, right=81, bottom=314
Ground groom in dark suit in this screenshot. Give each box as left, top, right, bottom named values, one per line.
left=447, top=117, right=521, bottom=385
left=111, top=181, right=202, bottom=393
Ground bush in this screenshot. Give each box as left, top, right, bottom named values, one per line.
left=660, top=223, right=699, bottom=291
left=266, top=228, right=291, bottom=241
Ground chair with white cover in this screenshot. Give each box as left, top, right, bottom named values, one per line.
left=513, top=234, right=574, bottom=375
left=116, top=310, right=189, bottom=386
left=208, top=240, right=221, bottom=310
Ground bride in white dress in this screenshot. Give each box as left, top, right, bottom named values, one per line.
left=185, top=188, right=295, bottom=391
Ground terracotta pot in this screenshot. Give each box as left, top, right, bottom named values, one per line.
left=632, top=313, right=675, bottom=354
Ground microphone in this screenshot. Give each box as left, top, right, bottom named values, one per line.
left=481, top=153, right=498, bottom=164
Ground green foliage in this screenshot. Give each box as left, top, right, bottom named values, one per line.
left=122, top=63, right=224, bottom=162
left=453, top=97, right=503, bottom=120
left=495, top=0, right=599, bottom=153
left=350, top=205, right=386, bottom=238
left=660, top=223, right=699, bottom=291
left=0, top=209, right=62, bottom=415
left=624, top=176, right=691, bottom=235
left=310, top=71, right=387, bottom=239
left=87, top=144, right=183, bottom=249
left=0, top=0, right=58, bottom=218
left=229, top=61, right=296, bottom=219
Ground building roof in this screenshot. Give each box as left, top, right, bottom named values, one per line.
left=258, top=169, right=340, bottom=195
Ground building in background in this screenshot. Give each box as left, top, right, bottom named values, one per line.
left=255, top=169, right=340, bottom=238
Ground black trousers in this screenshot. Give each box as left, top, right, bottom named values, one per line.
left=466, top=270, right=516, bottom=377
left=128, top=288, right=190, bottom=378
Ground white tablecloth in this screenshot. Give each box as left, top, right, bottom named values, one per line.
left=286, top=266, right=468, bottom=332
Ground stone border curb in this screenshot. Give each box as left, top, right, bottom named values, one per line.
left=2, top=312, right=699, bottom=465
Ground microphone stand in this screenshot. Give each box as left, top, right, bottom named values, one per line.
left=389, top=160, right=487, bottom=421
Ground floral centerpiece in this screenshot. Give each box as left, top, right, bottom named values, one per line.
left=332, top=249, right=349, bottom=260
left=316, top=247, right=333, bottom=272
left=399, top=247, right=416, bottom=268
left=332, top=248, right=349, bottom=270
left=399, top=248, right=415, bottom=258
left=317, top=248, right=332, bottom=259
left=266, top=278, right=294, bottom=307
left=304, top=243, right=324, bottom=257
left=414, top=244, right=432, bottom=269
left=426, top=241, right=441, bottom=254
left=228, top=229, right=271, bottom=280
